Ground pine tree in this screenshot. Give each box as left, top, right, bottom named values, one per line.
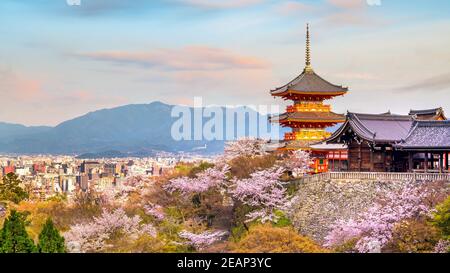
left=37, top=218, right=66, bottom=253
left=0, top=173, right=29, bottom=204
left=0, top=210, right=37, bottom=253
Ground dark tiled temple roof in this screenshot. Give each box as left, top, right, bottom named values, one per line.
left=409, top=107, right=447, bottom=120
left=409, top=108, right=442, bottom=115
left=271, top=111, right=345, bottom=123
left=328, top=112, right=414, bottom=143
left=270, top=69, right=348, bottom=95
left=394, top=120, right=450, bottom=150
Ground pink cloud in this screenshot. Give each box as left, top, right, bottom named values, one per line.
left=319, top=0, right=386, bottom=27
left=0, top=72, right=48, bottom=102
left=333, top=72, right=379, bottom=80
left=76, top=46, right=270, bottom=71
left=178, top=0, right=264, bottom=9
left=327, top=0, right=365, bottom=10
left=276, top=1, right=314, bottom=15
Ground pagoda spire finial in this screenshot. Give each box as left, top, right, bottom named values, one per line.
left=305, top=23, right=313, bottom=72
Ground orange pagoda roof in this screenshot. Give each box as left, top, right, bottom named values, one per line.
left=270, top=69, right=348, bottom=97
left=271, top=111, right=345, bottom=124
left=270, top=24, right=348, bottom=99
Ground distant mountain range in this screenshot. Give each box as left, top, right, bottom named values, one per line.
left=0, top=101, right=288, bottom=156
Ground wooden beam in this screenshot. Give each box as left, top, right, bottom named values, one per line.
left=446, top=153, right=449, bottom=171
left=408, top=152, right=413, bottom=173
left=338, top=151, right=342, bottom=171
left=430, top=153, right=435, bottom=170
left=358, top=142, right=362, bottom=172
left=424, top=152, right=428, bottom=173
left=439, top=153, right=444, bottom=173
left=370, top=145, right=374, bottom=172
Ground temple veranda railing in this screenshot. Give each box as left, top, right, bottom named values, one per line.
left=295, top=172, right=450, bottom=184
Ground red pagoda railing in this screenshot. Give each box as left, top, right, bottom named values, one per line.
left=284, top=132, right=296, bottom=140
left=286, top=104, right=331, bottom=113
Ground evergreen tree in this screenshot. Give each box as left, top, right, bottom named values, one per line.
left=0, top=210, right=37, bottom=253
left=0, top=173, right=29, bottom=204
left=37, top=218, right=66, bottom=253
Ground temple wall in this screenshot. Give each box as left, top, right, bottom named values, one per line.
left=347, top=141, right=393, bottom=172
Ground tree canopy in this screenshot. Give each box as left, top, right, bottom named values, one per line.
left=0, top=173, right=29, bottom=204
left=0, top=210, right=36, bottom=253
left=38, top=218, right=66, bottom=253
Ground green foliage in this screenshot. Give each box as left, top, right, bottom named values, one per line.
left=46, top=193, right=67, bottom=203
left=0, top=173, right=29, bottom=204
left=272, top=211, right=292, bottom=228
left=37, top=218, right=66, bottom=253
left=188, top=162, right=215, bottom=178
left=0, top=210, right=37, bottom=253
left=230, top=224, right=249, bottom=243
left=230, top=203, right=253, bottom=242
left=431, top=195, right=450, bottom=239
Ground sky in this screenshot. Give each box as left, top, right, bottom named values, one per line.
left=0, top=0, right=450, bottom=126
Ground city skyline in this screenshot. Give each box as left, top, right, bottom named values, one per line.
left=1, top=0, right=450, bottom=126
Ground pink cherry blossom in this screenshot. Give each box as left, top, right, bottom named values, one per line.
left=231, top=167, right=292, bottom=223
left=434, top=239, right=450, bottom=253
left=283, top=150, right=312, bottom=176
left=64, top=208, right=156, bottom=253
left=324, top=182, right=435, bottom=253
left=163, top=165, right=230, bottom=195
left=222, top=138, right=268, bottom=160
left=144, top=203, right=165, bottom=221
left=179, top=230, right=228, bottom=250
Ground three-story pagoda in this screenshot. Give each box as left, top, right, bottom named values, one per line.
left=270, top=24, right=348, bottom=150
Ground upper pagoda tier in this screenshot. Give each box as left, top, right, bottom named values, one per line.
left=270, top=69, right=348, bottom=101
left=270, top=24, right=348, bottom=101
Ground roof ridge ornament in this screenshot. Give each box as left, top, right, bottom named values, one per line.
left=304, top=23, right=313, bottom=73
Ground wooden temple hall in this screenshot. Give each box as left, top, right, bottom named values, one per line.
left=327, top=109, right=450, bottom=173
left=269, top=24, right=450, bottom=174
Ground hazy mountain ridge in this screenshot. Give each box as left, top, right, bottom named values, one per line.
left=0, top=101, right=282, bottom=155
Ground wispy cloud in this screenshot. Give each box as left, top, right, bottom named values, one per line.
left=333, top=72, right=379, bottom=80
left=0, top=71, right=48, bottom=102
left=395, top=73, right=450, bottom=93
left=58, top=0, right=265, bottom=16
left=327, top=0, right=366, bottom=9
left=275, top=1, right=315, bottom=15
left=318, top=0, right=386, bottom=28
left=176, top=0, right=264, bottom=9
left=61, top=0, right=153, bottom=15
left=74, top=46, right=270, bottom=71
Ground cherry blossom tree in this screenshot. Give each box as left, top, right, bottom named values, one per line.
left=231, top=167, right=292, bottom=223
left=97, top=176, right=153, bottom=206
left=163, top=165, right=230, bottom=195
left=324, top=182, right=435, bottom=253
left=222, top=138, right=268, bottom=161
left=283, top=150, right=311, bottom=176
left=64, top=208, right=156, bottom=253
left=179, top=230, right=228, bottom=250
left=144, top=203, right=165, bottom=221
left=0, top=203, right=6, bottom=217
left=434, top=239, right=450, bottom=253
